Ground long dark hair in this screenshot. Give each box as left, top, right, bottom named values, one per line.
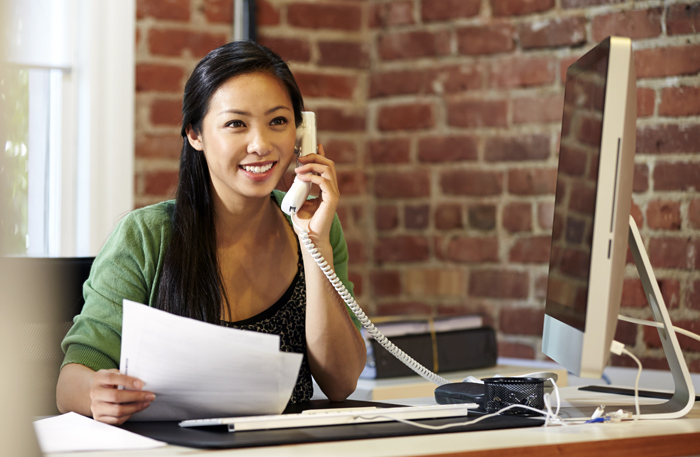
left=155, top=41, right=304, bottom=322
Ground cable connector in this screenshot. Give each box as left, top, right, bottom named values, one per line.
left=610, top=340, right=625, bottom=356
left=605, top=409, right=633, bottom=423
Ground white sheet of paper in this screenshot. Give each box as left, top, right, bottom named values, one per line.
left=120, top=300, right=303, bottom=421
left=33, top=412, right=166, bottom=453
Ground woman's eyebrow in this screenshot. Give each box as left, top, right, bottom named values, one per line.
left=218, top=106, right=292, bottom=116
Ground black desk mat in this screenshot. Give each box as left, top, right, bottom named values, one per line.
left=119, top=400, right=544, bottom=450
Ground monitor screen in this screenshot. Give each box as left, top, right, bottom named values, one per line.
left=542, top=37, right=637, bottom=379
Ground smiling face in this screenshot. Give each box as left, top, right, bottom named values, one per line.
left=186, top=71, right=297, bottom=209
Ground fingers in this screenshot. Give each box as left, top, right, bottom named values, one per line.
left=90, top=369, right=154, bottom=425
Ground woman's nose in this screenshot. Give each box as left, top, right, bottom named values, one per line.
left=247, top=128, right=273, bottom=156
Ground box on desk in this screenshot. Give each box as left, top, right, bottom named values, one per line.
left=360, top=315, right=497, bottom=379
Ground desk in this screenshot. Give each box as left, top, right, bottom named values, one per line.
left=45, top=387, right=700, bottom=457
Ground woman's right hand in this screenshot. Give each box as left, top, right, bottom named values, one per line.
left=89, top=369, right=155, bottom=425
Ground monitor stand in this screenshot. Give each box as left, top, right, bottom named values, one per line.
left=581, top=216, right=695, bottom=419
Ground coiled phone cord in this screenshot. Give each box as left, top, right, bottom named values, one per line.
left=294, top=220, right=450, bottom=386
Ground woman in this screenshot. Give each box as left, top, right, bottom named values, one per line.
left=56, top=41, right=367, bottom=425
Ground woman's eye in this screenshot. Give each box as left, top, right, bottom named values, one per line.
left=270, top=117, right=288, bottom=126
left=226, top=120, right=245, bottom=128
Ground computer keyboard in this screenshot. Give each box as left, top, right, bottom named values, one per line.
left=179, top=403, right=476, bottom=432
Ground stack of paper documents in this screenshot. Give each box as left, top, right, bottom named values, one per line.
left=120, top=300, right=303, bottom=421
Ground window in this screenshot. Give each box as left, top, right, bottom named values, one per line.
left=1, top=0, right=134, bottom=257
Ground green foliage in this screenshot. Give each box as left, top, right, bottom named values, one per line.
left=0, top=67, right=29, bottom=255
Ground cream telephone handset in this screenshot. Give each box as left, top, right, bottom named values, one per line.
left=281, top=111, right=317, bottom=215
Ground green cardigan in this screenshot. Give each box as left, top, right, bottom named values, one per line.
left=61, top=190, right=359, bottom=371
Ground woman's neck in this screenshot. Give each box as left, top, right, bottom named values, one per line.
left=213, top=192, right=279, bottom=247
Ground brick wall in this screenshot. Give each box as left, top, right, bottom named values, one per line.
left=135, top=0, right=700, bottom=373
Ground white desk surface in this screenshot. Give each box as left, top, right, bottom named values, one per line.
left=46, top=387, right=700, bottom=457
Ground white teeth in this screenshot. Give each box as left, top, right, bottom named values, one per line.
left=242, top=163, right=273, bottom=174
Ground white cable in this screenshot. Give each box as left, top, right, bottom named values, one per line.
left=618, top=314, right=700, bottom=343
left=621, top=347, right=642, bottom=421
left=292, top=216, right=450, bottom=386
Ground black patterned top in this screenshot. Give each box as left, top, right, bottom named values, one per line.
left=220, top=247, right=312, bottom=404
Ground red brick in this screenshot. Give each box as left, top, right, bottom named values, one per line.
left=440, top=170, right=503, bottom=196
left=202, top=0, right=232, bottom=23
left=294, top=72, right=357, bottom=100
left=347, top=271, right=362, bottom=296
left=519, top=17, right=587, bottom=49
left=645, top=320, right=700, bottom=352
left=500, top=307, right=544, bottom=335
left=653, top=162, right=700, bottom=192
left=592, top=8, right=663, bottom=42
left=535, top=274, right=548, bottom=300
left=470, top=270, right=529, bottom=299
left=503, top=202, right=532, bottom=233
left=370, top=1, right=414, bottom=28
left=137, top=0, right=189, bottom=21
left=562, top=0, right=624, bottom=8
left=513, top=95, right=564, bottom=124
left=143, top=169, right=178, bottom=196
left=637, top=124, right=700, bottom=155
left=666, top=3, right=700, bottom=36
left=374, top=236, right=430, bottom=263
left=422, top=0, right=480, bottom=22
left=405, top=204, right=430, bottom=230
left=613, top=320, right=637, bottom=346
left=646, top=200, right=681, bottom=230
left=288, top=3, right=361, bottom=31
left=491, top=0, right=554, bottom=16
left=150, top=99, right=182, bottom=126
left=376, top=302, right=433, bottom=316
left=435, top=204, right=464, bottom=230
left=148, top=29, right=227, bottom=58
left=369, top=70, right=423, bottom=98
left=375, top=205, right=399, bottom=231
left=659, top=86, right=700, bottom=117
left=377, top=103, right=435, bottom=131
left=689, top=199, right=700, bottom=229
left=378, top=30, right=451, bottom=60
left=687, top=279, right=700, bottom=310
left=257, top=0, right=281, bottom=26
left=447, top=99, right=508, bottom=127
left=136, top=64, right=184, bottom=93
left=447, top=236, right=499, bottom=263
left=633, top=163, right=649, bottom=193
left=661, top=279, right=681, bottom=309
left=469, top=205, right=497, bottom=230
left=456, top=24, right=514, bottom=56
left=370, top=270, right=401, bottom=296
left=635, top=45, right=700, bottom=79
left=485, top=134, right=550, bottom=162
left=498, top=342, right=536, bottom=359
left=426, top=64, right=482, bottom=94
left=538, top=201, right=554, bottom=230
left=322, top=139, right=356, bottom=164
left=637, top=87, right=655, bottom=118
left=135, top=134, right=183, bottom=159
left=622, top=278, right=646, bottom=308
left=374, top=171, right=431, bottom=198
left=318, top=41, right=370, bottom=69
left=337, top=170, right=365, bottom=196
left=648, top=237, right=700, bottom=270
left=367, top=138, right=410, bottom=164
left=346, top=239, right=366, bottom=264
left=508, top=169, right=557, bottom=195
left=315, top=107, right=365, bottom=132
left=258, top=36, right=311, bottom=62
left=418, top=136, right=478, bottom=163
left=489, top=56, right=556, bottom=88
left=510, top=236, right=551, bottom=263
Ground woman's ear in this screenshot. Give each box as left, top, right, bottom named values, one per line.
left=185, top=124, right=204, bottom=151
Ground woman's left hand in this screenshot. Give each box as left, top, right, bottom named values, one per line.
left=292, top=144, right=339, bottom=241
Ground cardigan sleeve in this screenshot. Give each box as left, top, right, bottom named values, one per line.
left=61, top=203, right=173, bottom=371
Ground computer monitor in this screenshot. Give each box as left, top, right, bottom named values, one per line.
left=542, top=37, right=695, bottom=419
